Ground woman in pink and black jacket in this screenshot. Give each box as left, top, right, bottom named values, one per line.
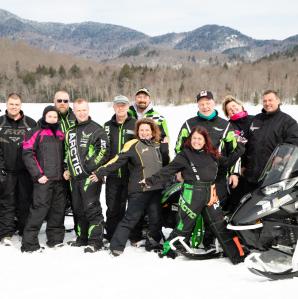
left=21, top=106, right=68, bottom=252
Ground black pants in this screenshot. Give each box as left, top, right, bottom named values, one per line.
left=202, top=203, right=243, bottom=264
left=0, top=171, right=33, bottom=239
left=71, top=178, right=104, bottom=247
left=21, top=180, right=66, bottom=251
left=110, top=190, right=162, bottom=251
left=170, top=183, right=210, bottom=239
left=105, top=176, right=128, bottom=241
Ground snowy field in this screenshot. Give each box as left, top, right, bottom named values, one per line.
left=0, top=102, right=297, bottom=299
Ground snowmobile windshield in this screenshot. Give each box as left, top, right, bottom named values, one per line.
left=259, top=143, right=298, bottom=187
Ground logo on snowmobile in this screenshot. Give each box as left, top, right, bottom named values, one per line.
left=69, top=132, right=83, bottom=175
left=250, top=123, right=260, bottom=132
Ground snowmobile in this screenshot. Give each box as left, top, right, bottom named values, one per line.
left=227, top=143, right=298, bottom=280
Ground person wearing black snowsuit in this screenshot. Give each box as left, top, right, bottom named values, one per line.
left=144, top=127, right=244, bottom=264
left=65, top=98, right=109, bottom=252
left=175, top=91, right=245, bottom=249
left=91, top=118, right=169, bottom=255
left=175, top=92, right=244, bottom=206
left=21, top=106, right=66, bottom=252
left=243, top=90, right=298, bottom=193
left=103, top=96, right=136, bottom=241
left=0, top=93, right=36, bottom=242
left=222, top=95, right=254, bottom=212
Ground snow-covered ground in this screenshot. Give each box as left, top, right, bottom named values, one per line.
left=0, top=102, right=297, bottom=299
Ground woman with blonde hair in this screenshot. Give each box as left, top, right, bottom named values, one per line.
left=222, top=95, right=253, bottom=143
left=222, top=95, right=254, bottom=212
left=90, top=118, right=169, bottom=256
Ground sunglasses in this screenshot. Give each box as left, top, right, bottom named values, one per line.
left=56, top=99, right=69, bottom=103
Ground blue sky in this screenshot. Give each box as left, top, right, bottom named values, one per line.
left=1, top=0, right=298, bottom=40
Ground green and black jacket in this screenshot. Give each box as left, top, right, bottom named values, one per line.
left=128, top=104, right=169, bottom=141
left=95, top=139, right=169, bottom=194
left=175, top=110, right=244, bottom=176
left=58, top=107, right=76, bottom=134
left=65, top=117, right=109, bottom=180
left=104, top=114, right=136, bottom=179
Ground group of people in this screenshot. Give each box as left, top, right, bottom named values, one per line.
left=0, top=88, right=297, bottom=263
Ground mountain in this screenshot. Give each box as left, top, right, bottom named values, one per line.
left=0, top=8, right=298, bottom=62
left=0, top=9, right=148, bottom=60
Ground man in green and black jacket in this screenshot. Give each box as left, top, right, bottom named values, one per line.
left=128, top=88, right=169, bottom=142
left=65, top=98, right=109, bottom=253
left=53, top=90, right=77, bottom=231
left=53, top=90, right=76, bottom=133
left=103, top=95, right=136, bottom=241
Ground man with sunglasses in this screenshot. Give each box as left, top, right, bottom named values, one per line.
left=53, top=91, right=76, bottom=133
left=53, top=90, right=77, bottom=233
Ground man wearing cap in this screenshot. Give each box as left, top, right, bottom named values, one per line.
left=128, top=88, right=169, bottom=142
left=103, top=95, right=136, bottom=241
left=0, top=93, right=36, bottom=245
left=175, top=90, right=244, bottom=206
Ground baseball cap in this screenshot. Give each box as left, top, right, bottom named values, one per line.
left=196, top=90, right=214, bottom=101
left=135, top=88, right=150, bottom=97
left=113, top=95, right=130, bottom=104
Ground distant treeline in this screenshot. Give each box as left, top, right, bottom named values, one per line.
left=1, top=48, right=298, bottom=104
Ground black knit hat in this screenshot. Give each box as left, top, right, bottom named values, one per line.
left=42, top=105, right=58, bottom=118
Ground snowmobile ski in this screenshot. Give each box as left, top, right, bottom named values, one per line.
left=248, top=267, right=298, bottom=280
left=176, top=248, right=222, bottom=260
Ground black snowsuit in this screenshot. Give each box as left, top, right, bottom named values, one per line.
left=0, top=110, right=36, bottom=238
left=103, top=114, right=136, bottom=240
left=175, top=111, right=244, bottom=205
left=65, top=117, right=109, bottom=247
left=145, top=148, right=244, bottom=264
left=95, top=138, right=169, bottom=252
left=21, top=120, right=66, bottom=251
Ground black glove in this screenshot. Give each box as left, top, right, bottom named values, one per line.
left=0, top=169, right=7, bottom=185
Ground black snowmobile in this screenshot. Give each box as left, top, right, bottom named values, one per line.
left=228, top=143, right=298, bottom=280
